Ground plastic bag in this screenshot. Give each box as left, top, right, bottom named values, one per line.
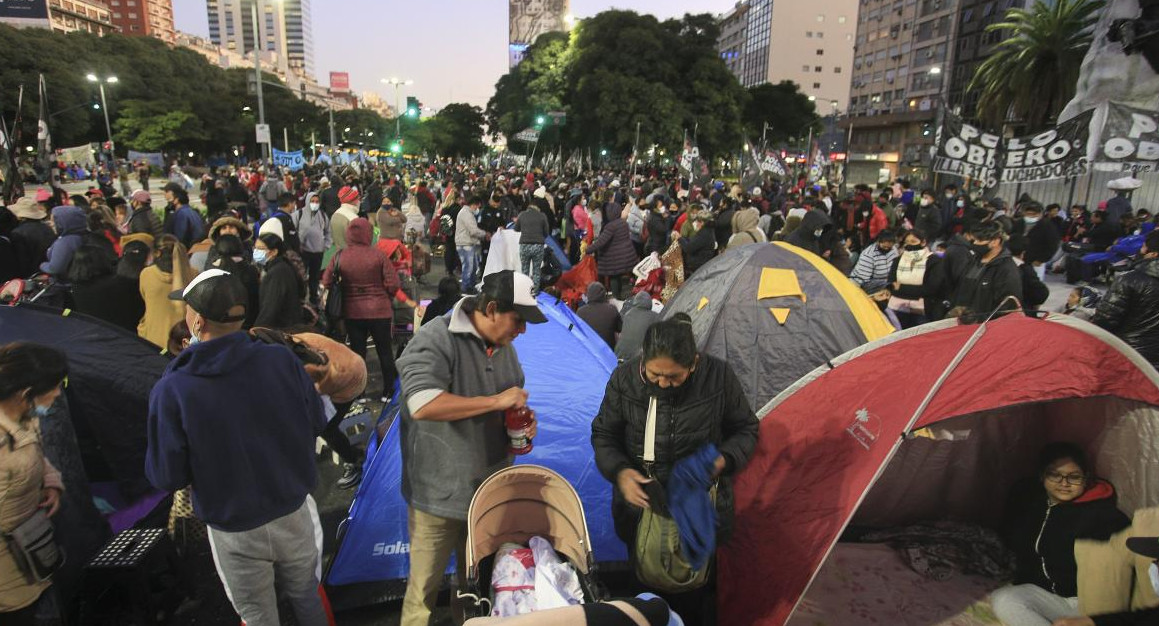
left=530, top=536, right=583, bottom=610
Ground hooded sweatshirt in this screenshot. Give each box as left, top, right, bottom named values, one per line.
left=727, top=208, right=768, bottom=250
left=577, top=282, right=622, bottom=348
left=615, top=291, right=660, bottom=361
left=785, top=209, right=832, bottom=256
left=587, top=204, right=638, bottom=276
left=39, top=206, right=87, bottom=277
left=146, top=332, right=327, bottom=531
left=322, top=217, right=404, bottom=320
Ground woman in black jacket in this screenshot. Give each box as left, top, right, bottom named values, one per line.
left=679, top=212, right=717, bottom=277
left=591, top=314, right=759, bottom=625
left=644, top=200, right=671, bottom=256
left=252, top=233, right=304, bottom=330
left=68, top=244, right=145, bottom=332
left=992, top=443, right=1130, bottom=626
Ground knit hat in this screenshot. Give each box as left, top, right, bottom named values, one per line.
left=533, top=186, right=548, bottom=200
left=130, top=189, right=152, bottom=204
left=338, top=186, right=359, bottom=205
left=585, top=281, right=607, bottom=303
left=258, top=217, right=284, bottom=241
left=8, top=196, right=46, bottom=220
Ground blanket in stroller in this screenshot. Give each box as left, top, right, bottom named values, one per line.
left=492, top=536, right=584, bottom=617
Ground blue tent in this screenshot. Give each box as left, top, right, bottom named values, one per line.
left=325, top=293, right=623, bottom=588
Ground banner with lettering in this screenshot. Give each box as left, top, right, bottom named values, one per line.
left=272, top=148, right=305, bottom=172
left=58, top=144, right=95, bottom=168
left=1096, top=103, right=1159, bottom=174
left=932, top=113, right=1001, bottom=187
left=998, top=110, right=1093, bottom=184
left=127, top=150, right=164, bottom=168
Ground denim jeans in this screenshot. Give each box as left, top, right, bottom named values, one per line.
left=520, top=243, right=545, bottom=292
left=458, top=245, right=480, bottom=292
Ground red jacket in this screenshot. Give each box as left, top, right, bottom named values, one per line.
left=322, top=218, right=404, bottom=320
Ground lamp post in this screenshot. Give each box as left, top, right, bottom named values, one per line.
left=381, top=77, right=414, bottom=139
left=86, top=73, right=117, bottom=162
left=250, top=1, right=270, bottom=164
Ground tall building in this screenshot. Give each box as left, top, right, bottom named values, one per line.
left=718, top=3, right=750, bottom=80
left=0, top=0, right=117, bottom=36
left=509, top=0, right=569, bottom=67
left=108, top=0, right=175, bottom=44
left=842, top=0, right=962, bottom=187
left=207, top=0, right=314, bottom=79
left=720, top=0, right=858, bottom=111
left=949, top=0, right=1031, bottom=123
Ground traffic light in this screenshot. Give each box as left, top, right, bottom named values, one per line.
left=391, top=141, right=402, bottom=154
left=535, top=115, right=546, bottom=127
left=406, top=96, right=419, bottom=118
left=921, top=123, right=933, bottom=137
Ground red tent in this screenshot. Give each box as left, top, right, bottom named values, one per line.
left=719, top=313, right=1159, bottom=625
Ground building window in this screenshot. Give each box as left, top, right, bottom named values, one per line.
left=803, top=65, right=811, bottom=72
left=128, top=12, right=137, bottom=18
left=813, top=82, right=822, bottom=89
left=113, top=11, right=121, bottom=18
left=817, top=49, right=824, bottom=55
left=834, top=66, right=842, bottom=73
left=815, top=65, right=823, bottom=72
left=817, top=32, right=824, bottom=39
left=806, top=31, right=813, bottom=37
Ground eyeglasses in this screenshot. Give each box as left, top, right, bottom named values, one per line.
left=1045, top=472, right=1086, bottom=486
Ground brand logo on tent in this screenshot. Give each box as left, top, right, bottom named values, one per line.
left=846, top=408, right=881, bottom=450
left=371, top=541, right=411, bottom=557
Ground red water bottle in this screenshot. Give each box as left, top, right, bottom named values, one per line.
left=505, top=407, right=534, bottom=455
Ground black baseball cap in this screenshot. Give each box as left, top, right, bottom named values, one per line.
left=481, top=270, right=547, bottom=324
left=168, top=269, right=248, bottom=323
left=1126, top=536, right=1159, bottom=559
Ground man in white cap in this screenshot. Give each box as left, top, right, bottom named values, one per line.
left=396, top=270, right=546, bottom=626
left=146, top=269, right=329, bottom=626
left=8, top=196, right=54, bottom=279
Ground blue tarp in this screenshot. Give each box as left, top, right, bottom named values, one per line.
left=325, top=293, right=623, bottom=586
left=546, top=235, right=572, bottom=271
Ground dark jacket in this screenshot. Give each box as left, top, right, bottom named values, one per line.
left=10, top=220, right=55, bottom=278
left=269, top=209, right=301, bottom=253
left=714, top=205, right=736, bottom=251
left=1025, top=220, right=1062, bottom=265
left=1002, top=479, right=1130, bottom=598
left=1092, top=257, right=1159, bottom=366
left=146, top=332, right=327, bottom=531
left=951, top=248, right=1024, bottom=317
left=254, top=255, right=304, bottom=329
left=167, top=205, right=205, bottom=250
left=479, top=202, right=506, bottom=234
left=591, top=355, right=759, bottom=544
left=576, top=284, right=621, bottom=348
left=319, top=186, right=341, bottom=217
left=1086, top=221, right=1121, bottom=250
left=514, top=207, right=551, bottom=246
left=72, top=274, right=145, bottom=332
left=1019, top=261, right=1050, bottom=310
left=644, top=211, right=670, bottom=255
left=680, top=226, right=716, bottom=276
left=785, top=209, right=832, bottom=256
left=322, top=217, right=403, bottom=320
left=889, top=250, right=947, bottom=318
left=587, top=205, right=638, bottom=276
left=1092, top=607, right=1159, bottom=626
left=942, top=234, right=975, bottom=299
left=127, top=205, right=164, bottom=241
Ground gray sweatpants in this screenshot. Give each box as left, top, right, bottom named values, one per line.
left=206, top=496, right=328, bottom=626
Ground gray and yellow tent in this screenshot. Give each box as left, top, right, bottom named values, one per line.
left=663, top=242, right=894, bottom=410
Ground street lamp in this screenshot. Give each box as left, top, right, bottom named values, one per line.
left=86, top=73, right=117, bottom=161
left=381, top=77, right=414, bottom=139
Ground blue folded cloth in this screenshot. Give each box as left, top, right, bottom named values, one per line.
left=667, top=443, right=719, bottom=570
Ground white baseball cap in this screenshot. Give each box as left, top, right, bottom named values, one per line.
left=480, top=270, right=547, bottom=324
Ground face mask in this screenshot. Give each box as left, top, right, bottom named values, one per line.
left=970, top=243, right=992, bottom=257
left=309, top=202, right=320, bottom=212
left=32, top=404, right=51, bottom=418
left=644, top=378, right=683, bottom=401
left=994, top=209, right=1006, bottom=217
left=904, top=244, right=924, bottom=251
left=253, top=249, right=269, bottom=265
left=1150, top=562, right=1159, bottom=597
left=957, top=200, right=966, bottom=208
left=920, top=198, right=933, bottom=207
left=1024, top=216, right=1040, bottom=225
left=945, top=193, right=955, bottom=199
left=814, top=228, right=824, bottom=238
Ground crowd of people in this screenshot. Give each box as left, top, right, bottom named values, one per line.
left=2, top=154, right=1158, bottom=626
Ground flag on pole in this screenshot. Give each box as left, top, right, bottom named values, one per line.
left=36, top=74, right=53, bottom=178
left=756, top=144, right=790, bottom=181
left=679, top=136, right=711, bottom=189
left=740, top=134, right=763, bottom=192
left=808, top=140, right=827, bottom=184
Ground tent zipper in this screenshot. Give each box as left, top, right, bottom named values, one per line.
left=1034, top=502, right=1056, bottom=593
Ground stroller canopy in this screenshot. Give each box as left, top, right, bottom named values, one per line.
left=718, top=314, right=1159, bottom=625
left=326, top=294, right=621, bottom=591
left=662, top=242, right=893, bottom=410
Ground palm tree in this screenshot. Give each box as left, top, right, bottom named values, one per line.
left=969, top=0, right=1103, bottom=132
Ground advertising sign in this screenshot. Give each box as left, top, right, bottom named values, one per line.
left=329, top=72, right=350, bottom=93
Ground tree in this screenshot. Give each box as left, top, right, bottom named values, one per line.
left=969, top=0, right=1103, bottom=132
left=113, top=100, right=203, bottom=151
left=744, top=82, right=820, bottom=146
left=485, top=31, right=569, bottom=146
left=430, top=103, right=487, bottom=157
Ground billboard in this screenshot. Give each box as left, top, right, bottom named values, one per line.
left=0, top=0, right=49, bottom=19
left=509, top=0, right=569, bottom=47
left=329, top=71, right=350, bottom=93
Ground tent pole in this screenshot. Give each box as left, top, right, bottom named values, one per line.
left=784, top=322, right=990, bottom=621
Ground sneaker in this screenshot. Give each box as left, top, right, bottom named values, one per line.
left=337, top=464, right=362, bottom=490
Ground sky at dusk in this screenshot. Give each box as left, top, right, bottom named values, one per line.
left=172, top=0, right=736, bottom=111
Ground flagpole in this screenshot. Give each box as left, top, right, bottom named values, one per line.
left=631, top=121, right=641, bottom=181
left=805, top=126, right=814, bottom=182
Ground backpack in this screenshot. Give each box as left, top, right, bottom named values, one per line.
left=439, top=212, right=455, bottom=238
left=262, top=180, right=281, bottom=202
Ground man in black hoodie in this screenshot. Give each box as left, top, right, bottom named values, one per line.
left=950, top=222, right=1023, bottom=319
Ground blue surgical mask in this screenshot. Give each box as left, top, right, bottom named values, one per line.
left=33, top=404, right=51, bottom=418
left=1024, top=216, right=1040, bottom=225
left=253, top=249, right=269, bottom=265
left=188, top=324, right=202, bottom=346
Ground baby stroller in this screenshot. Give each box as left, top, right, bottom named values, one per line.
left=458, top=464, right=605, bottom=618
